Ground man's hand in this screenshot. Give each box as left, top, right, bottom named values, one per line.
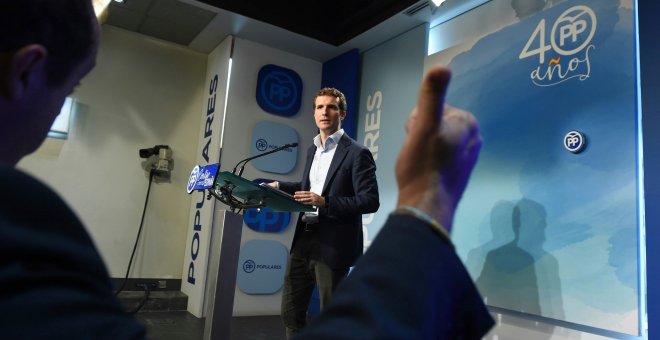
left=395, top=66, right=482, bottom=232
left=294, top=191, right=325, bottom=207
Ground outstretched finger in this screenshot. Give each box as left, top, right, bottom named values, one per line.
left=411, top=66, right=451, bottom=139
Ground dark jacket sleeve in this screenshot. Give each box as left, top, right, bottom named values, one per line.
left=296, top=214, right=494, bottom=340
left=0, top=166, right=146, bottom=340
left=278, top=180, right=302, bottom=195
left=279, top=144, right=313, bottom=195
left=322, top=146, right=379, bottom=216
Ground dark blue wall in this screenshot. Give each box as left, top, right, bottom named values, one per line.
left=640, top=1, right=660, bottom=337
left=321, top=49, right=360, bottom=139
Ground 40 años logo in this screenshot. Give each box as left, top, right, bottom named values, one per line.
left=519, top=5, right=597, bottom=87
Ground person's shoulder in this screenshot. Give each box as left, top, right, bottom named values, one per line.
left=338, top=136, right=375, bottom=163
left=0, top=165, right=31, bottom=179
left=0, top=165, right=83, bottom=234
left=0, top=166, right=53, bottom=196
left=340, top=134, right=366, bottom=150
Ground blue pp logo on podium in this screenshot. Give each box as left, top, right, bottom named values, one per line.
left=243, top=178, right=292, bottom=233
left=256, top=64, right=302, bottom=117
left=237, top=240, right=288, bottom=295
left=243, top=207, right=291, bottom=233
left=250, top=121, right=298, bottom=174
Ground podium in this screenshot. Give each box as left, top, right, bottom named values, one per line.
left=208, top=171, right=315, bottom=213
left=202, top=171, right=313, bottom=340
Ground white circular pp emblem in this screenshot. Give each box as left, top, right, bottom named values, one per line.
left=186, top=165, right=200, bottom=194
left=564, top=130, right=586, bottom=153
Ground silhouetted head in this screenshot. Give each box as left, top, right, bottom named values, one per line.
left=0, top=0, right=99, bottom=165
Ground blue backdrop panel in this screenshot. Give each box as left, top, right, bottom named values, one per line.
left=321, top=49, right=359, bottom=139
left=639, top=0, right=660, bottom=337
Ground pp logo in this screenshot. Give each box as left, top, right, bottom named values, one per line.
left=551, top=6, right=597, bottom=56
left=519, top=5, right=597, bottom=87
left=256, top=64, right=302, bottom=117
left=243, top=207, right=291, bottom=233
left=564, top=130, right=586, bottom=153
left=250, top=121, right=298, bottom=174
left=243, top=260, right=256, bottom=273
left=256, top=138, right=268, bottom=152
left=186, top=165, right=200, bottom=194
left=237, top=240, right=288, bottom=294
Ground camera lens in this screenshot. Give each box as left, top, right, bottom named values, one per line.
left=139, top=148, right=155, bottom=158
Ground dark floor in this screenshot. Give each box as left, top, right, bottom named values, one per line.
left=134, top=312, right=286, bottom=340
left=119, top=290, right=285, bottom=339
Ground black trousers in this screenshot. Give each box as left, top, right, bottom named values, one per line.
left=280, top=231, right=349, bottom=339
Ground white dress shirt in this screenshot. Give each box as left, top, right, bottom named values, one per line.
left=304, top=129, right=344, bottom=220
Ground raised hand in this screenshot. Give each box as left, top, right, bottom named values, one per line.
left=395, top=66, right=482, bottom=232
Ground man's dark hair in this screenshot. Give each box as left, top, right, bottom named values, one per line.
left=315, top=87, right=347, bottom=112
left=0, top=0, right=96, bottom=86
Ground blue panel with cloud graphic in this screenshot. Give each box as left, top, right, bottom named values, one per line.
left=441, top=0, right=638, bottom=334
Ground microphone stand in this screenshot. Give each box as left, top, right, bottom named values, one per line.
left=232, top=143, right=298, bottom=177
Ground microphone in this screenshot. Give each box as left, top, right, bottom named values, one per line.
left=232, top=142, right=298, bottom=176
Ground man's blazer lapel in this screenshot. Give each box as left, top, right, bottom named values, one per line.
left=302, top=145, right=316, bottom=190
left=321, top=135, right=350, bottom=195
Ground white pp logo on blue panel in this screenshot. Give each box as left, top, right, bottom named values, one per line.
left=187, top=166, right=200, bottom=194
left=564, top=130, right=587, bottom=153
left=237, top=240, right=288, bottom=295
left=186, top=163, right=220, bottom=194
left=250, top=121, right=298, bottom=174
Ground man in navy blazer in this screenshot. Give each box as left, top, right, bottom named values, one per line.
left=272, top=87, right=379, bottom=338
left=297, top=67, right=494, bottom=339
